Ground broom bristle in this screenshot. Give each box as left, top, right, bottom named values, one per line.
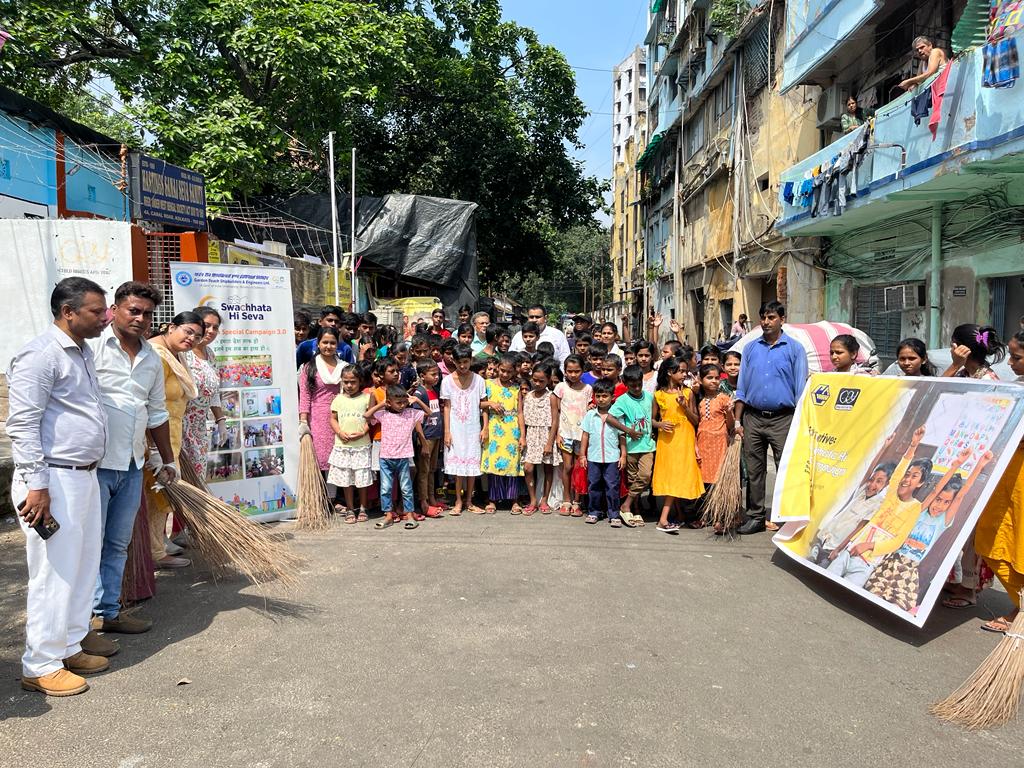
left=931, top=590, right=1024, bottom=729
left=296, top=434, right=332, bottom=532
left=160, top=480, right=303, bottom=590
left=179, top=457, right=208, bottom=492
left=702, top=439, right=744, bottom=533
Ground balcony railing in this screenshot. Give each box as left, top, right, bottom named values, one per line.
left=777, top=30, right=1024, bottom=236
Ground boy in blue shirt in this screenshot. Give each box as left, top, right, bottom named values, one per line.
left=579, top=380, right=626, bottom=527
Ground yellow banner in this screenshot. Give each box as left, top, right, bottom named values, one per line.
left=772, top=374, right=1024, bottom=626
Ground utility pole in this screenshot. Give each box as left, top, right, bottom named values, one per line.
left=351, top=147, right=357, bottom=311
left=328, top=131, right=340, bottom=306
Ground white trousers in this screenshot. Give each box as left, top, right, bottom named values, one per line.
left=12, top=467, right=102, bottom=678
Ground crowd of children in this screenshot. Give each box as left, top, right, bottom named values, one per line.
left=296, top=309, right=751, bottom=534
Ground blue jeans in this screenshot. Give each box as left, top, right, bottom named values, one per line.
left=587, top=461, right=621, bottom=518
left=379, top=458, right=414, bottom=513
left=93, top=461, right=144, bottom=619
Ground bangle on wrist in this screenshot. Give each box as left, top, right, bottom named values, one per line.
left=216, top=416, right=226, bottom=422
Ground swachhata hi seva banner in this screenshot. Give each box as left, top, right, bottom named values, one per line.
left=772, top=373, right=1024, bottom=627
left=171, top=262, right=299, bottom=523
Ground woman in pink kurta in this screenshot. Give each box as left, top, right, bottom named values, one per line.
left=298, top=328, right=344, bottom=470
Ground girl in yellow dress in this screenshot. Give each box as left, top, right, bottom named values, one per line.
left=974, top=330, right=1024, bottom=632
left=652, top=357, right=704, bottom=533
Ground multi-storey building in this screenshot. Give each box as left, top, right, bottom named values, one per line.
left=776, top=0, right=1024, bottom=361
left=637, top=0, right=826, bottom=348
left=609, top=47, right=648, bottom=340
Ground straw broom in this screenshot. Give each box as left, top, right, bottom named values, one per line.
left=159, top=479, right=302, bottom=590
left=701, top=439, right=743, bottom=534
left=931, top=592, right=1024, bottom=729
left=296, top=433, right=332, bottom=532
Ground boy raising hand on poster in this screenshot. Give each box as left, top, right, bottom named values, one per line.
left=828, top=426, right=968, bottom=587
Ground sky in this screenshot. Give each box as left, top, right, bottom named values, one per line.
left=501, top=1, right=647, bottom=217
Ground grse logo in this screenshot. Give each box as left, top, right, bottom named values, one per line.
left=174, top=271, right=193, bottom=286
left=812, top=384, right=831, bottom=406
left=835, top=388, right=861, bottom=411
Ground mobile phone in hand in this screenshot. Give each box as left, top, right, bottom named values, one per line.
left=17, top=499, right=60, bottom=540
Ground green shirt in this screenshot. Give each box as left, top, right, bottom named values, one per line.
left=609, top=391, right=656, bottom=454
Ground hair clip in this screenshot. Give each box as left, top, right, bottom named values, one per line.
left=974, top=329, right=990, bottom=347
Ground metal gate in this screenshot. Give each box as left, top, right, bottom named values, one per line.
left=854, top=285, right=902, bottom=365
left=145, top=233, right=183, bottom=327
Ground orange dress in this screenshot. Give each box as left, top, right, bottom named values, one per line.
left=695, top=393, right=732, bottom=483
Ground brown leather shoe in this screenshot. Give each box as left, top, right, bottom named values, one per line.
left=156, top=555, right=191, bottom=569
left=63, top=651, right=110, bottom=676
left=81, top=629, right=119, bottom=657
left=22, top=668, right=89, bottom=696
left=97, top=613, right=153, bottom=634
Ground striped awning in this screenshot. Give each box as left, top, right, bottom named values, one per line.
left=728, top=322, right=878, bottom=373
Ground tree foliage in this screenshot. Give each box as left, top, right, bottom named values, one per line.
left=0, top=0, right=604, bottom=279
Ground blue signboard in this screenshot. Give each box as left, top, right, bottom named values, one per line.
left=130, top=153, right=206, bottom=230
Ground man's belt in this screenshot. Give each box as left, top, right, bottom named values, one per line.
left=47, top=462, right=99, bottom=471
left=748, top=407, right=794, bottom=418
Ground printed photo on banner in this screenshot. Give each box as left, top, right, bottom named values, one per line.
left=221, top=390, right=241, bottom=418
left=219, top=354, right=274, bottom=387
left=208, top=477, right=296, bottom=517
left=246, top=447, right=285, bottom=478
left=772, top=374, right=1024, bottom=627
left=242, top=388, right=282, bottom=418
left=243, top=419, right=283, bottom=448
left=208, top=419, right=241, bottom=452
left=206, top=451, right=244, bottom=483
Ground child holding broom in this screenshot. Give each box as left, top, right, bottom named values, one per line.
left=328, top=366, right=373, bottom=523
left=694, top=363, right=735, bottom=494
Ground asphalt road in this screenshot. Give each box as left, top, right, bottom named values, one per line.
left=1, top=511, right=1022, bottom=767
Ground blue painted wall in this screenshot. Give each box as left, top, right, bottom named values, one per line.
left=781, top=0, right=884, bottom=92
left=0, top=114, right=57, bottom=211
left=0, top=110, right=124, bottom=219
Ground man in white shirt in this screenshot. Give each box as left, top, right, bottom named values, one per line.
left=470, top=311, right=490, bottom=356
left=8, top=278, right=110, bottom=696
left=88, top=282, right=179, bottom=643
left=509, top=304, right=570, bottom=364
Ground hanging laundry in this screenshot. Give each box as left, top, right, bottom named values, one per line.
left=983, top=38, right=1020, bottom=88
left=782, top=181, right=794, bottom=204
left=911, top=89, right=931, bottom=124
left=928, top=61, right=953, bottom=139
left=990, top=1, right=1024, bottom=43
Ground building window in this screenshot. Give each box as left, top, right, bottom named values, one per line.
left=0, top=159, right=9, bottom=180
left=684, top=114, right=705, bottom=160
left=743, top=18, right=770, bottom=96
left=87, top=185, right=97, bottom=202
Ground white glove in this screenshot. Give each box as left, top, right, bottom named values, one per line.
left=298, top=422, right=312, bottom=439
left=215, top=420, right=228, bottom=447
left=144, top=451, right=164, bottom=475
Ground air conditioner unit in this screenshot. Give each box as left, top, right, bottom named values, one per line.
left=884, top=284, right=925, bottom=312
left=816, top=83, right=851, bottom=130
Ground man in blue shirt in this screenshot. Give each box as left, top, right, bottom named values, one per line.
left=295, top=306, right=355, bottom=367
left=733, top=301, right=809, bottom=534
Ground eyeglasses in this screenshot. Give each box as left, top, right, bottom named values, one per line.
left=178, top=327, right=201, bottom=339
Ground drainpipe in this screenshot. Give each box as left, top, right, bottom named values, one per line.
left=929, top=202, right=942, bottom=348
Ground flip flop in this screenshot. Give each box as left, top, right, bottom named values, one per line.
left=424, top=506, right=444, bottom=518
left=356, top=509, right=368, bottom=523
left=609, top=518, right=622, bottom=528
left=569, top=503, right=584, bottom=518
left=510, top=504, right=523, bottom=516
left=343, top=512, right=356, bottom=525
left=942, top=596, right=977, bottom=609
left=981, top=617, right=1011, bottom=634
left=469, top=505, right=487, bottom=515
left=449, top=508, right=462, bottom=516
left=523, top=505, right=537, bottom=516
left=765, top=521, right=780, bottom=531
left=403, top=518, right=419, bottom=529
left=584, top=515, right=598, bottom=524
left=374, top=515, right=395, bottom=529
left=484, top=503, right=497, bottom=514
left=539, top=503, right=552, bottom=514
left=558, top=503, right=571, bottom=516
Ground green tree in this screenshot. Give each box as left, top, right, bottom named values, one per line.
left=0, top=0, right=602, bottom=278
